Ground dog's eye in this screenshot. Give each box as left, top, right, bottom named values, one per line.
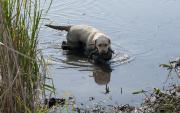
left=104, top=44, right=107, bottom=46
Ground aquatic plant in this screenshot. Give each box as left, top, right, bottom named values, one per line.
left=132, top=58, right=180, bottom=113
left=160, top=57, right=180, bottom=79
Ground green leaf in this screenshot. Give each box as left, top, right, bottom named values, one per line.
left=43, top=84, right=56, bottom=91
left=159, top=64, right=171, bottom=68
left=154, top=88, right=161, bottom=94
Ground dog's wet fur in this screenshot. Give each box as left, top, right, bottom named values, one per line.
left=46, top=24, right=114, bottom=64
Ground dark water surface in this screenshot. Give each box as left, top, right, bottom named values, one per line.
left=39, top=0, right=180, bottom=106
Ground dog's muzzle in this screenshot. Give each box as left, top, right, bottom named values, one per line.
left=99, top=50, right=108, bottom=55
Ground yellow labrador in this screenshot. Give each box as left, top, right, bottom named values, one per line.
left=45, top=24, right=112, bottom=56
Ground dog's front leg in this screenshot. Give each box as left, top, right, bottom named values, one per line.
left=84, top=48, right=91, bottom=57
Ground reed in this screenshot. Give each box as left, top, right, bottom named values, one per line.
left=0, top=0, right=52, bottom=112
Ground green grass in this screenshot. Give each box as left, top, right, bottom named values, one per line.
left=0, top=0, right=53, bottom=112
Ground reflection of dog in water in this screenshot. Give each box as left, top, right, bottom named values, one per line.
left=93, top=69, right=111, bottom=85
left=92, top=68, right=111, bottom=94
left=45, top=24, right=114, bottom=64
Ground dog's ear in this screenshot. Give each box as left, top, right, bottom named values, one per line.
left=89, top=43, right=94, bottom=45
left=91, top=39, right=97, bottom=46
left=90, top=39, right=97, bottom=49
left=88, top=39, right=97, bottom=48
left=95, top=39, right=97, bottom=45
left=108, top=39, right=111, bottom=44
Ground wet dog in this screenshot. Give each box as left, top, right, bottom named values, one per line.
left=45, top=24, right=113, bottom=62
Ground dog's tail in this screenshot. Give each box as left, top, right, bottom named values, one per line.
left=45, top=24, right=71, bottom=31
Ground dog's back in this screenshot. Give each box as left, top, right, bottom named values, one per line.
left=45, top=24, right=113, bottom=63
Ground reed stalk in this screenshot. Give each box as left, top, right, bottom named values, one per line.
left=0, top=0, right=52, bottom=112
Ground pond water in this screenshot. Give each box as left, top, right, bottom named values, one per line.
left=39, top=0, right=180, bottom=106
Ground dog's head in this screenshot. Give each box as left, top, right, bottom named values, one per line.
left=94, top=34, right=111, bottom=55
